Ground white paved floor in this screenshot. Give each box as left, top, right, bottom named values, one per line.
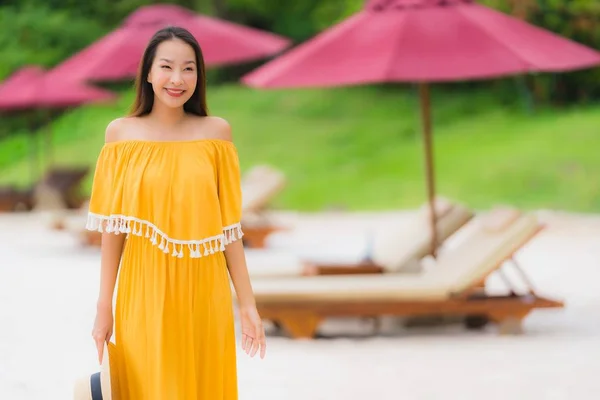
left=0, top=211, right=599, bottom=399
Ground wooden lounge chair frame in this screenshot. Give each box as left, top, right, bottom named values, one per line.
left=256, top=223, right=564, bottom=339
left=242, top=223, right=284, bottom=249
left=0, top=186, right=33, bottom=212
left=302, top=260, right=385, bottom=276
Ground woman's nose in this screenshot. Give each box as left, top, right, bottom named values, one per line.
left=170, top=72, right=183, bottom=85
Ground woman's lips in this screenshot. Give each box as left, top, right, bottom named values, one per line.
left=165, top=88, right=185, bottom=97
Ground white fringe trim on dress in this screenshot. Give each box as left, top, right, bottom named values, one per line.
left=85, top=213, right=244, bottom=259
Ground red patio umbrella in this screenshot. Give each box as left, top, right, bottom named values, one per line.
left=241, top=0, right=600, bottom=256
left=0, top=66, right=116, bottom=179
left=49, top=4, right=291, bottom=83
left=0, top=66, right=116, bottom=110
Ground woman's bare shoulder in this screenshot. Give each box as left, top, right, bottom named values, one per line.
left=104, top=117, right=145, bottom=143
left=189, top=115, right=233, bottom=142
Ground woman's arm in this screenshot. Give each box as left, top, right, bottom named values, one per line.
left=96, top=119, right=127, bottom=310
left=211, top=116, right=265, bottom=357
left=92, top=229, right=126, bottom=364
left=92, top=119, right=127, bottom=363
left=224, top=240, right=255, bottom=308
left=225, top=240, right=266, bottom=358
left=97, top=232, right=126, bottom=310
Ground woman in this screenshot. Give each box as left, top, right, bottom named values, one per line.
left=86, top=26, right=266, bottom=399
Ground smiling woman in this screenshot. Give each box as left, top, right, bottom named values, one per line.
left=79, top=26, right=266, bottom=400
left=129, top=27, right=208, bottom=118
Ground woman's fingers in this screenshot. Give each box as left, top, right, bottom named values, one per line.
left=92, top=328, right=111, bottom=364
left=248, top=325, right=265, bottom=358
left=241, top=321, right=266, bottom=358
left=94, top=337, right=104, bottom=364
left=242, top=333, right=248, bottom=352
left=259, top=329, right=267, bottom=359
left=250, top=338, right=259, bottom=357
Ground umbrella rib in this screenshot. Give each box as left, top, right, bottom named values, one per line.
left=458, top=6, right=535, bottom=72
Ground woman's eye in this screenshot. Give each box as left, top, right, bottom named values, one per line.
left=160, top=65, right=171, bottom=69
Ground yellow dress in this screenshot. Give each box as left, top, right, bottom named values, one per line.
left=85, top=139, right=243, bottom=400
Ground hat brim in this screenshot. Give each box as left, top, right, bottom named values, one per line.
left=73, top=376, right=93, bottom=400
left=101, top=342, right=114, bottom=400
left=73, top=342, right=115, bottom=400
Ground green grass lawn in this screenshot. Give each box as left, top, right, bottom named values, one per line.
left=1, top=84, right=599, bottom=212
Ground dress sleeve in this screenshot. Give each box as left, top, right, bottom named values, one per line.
left=85, top=145, right=122, bottom=231
left=217, top=143, right=244, bottom=244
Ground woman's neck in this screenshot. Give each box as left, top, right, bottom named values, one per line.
left=149, top=101, right=186, bottom=128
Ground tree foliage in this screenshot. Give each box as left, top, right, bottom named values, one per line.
left=0, top=0, right=599, bottom=102
left=0, top=4, right=105, bottom=79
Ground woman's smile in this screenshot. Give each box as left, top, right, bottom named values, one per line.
left=165, top=88, right=185, bottom=97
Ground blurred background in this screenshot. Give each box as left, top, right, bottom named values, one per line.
left=1, top=0, right=599, bottom=212
left=1, top=1, right=600, bottom=399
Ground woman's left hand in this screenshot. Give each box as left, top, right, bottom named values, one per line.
left=240, top=306, right=266, bottom=359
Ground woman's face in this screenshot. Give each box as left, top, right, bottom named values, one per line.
left=147, top=38, right=198, bottom=109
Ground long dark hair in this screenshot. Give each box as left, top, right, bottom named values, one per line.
left=130, top=26, right=208, bottom=117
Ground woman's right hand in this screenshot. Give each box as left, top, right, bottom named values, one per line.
left=92, top=303, right=114, bottom=364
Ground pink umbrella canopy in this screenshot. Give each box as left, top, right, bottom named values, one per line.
left=49, top=4, right=291, bottom=83
left=0, top=66, right=116, bottom=110
left=242, top=0, right=600, bottom=87
left=0, top=66, right=116, bottom=178
left=241, top=0, right=600, bottom=256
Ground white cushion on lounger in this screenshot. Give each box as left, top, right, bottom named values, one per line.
left=251, top=210, right=539, bottom=303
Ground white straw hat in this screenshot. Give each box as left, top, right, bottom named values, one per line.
left=73, top=342, right=114, bottom=400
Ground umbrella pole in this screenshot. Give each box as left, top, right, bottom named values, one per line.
left=45, top=110, right=53, bottom=168
left=419, top=83, right=438, bottom=258
left=30, top=129, right=38, bottom=184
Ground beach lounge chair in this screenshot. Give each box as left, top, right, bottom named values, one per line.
left=308, top=198, right=474, bottom=275
left=249, top=207, right=564, bottom=338
left=240, top=165, right=287, bottom=248
left=41, top=167, right=89, bottom=209
left=242, top=165, right=286, bottom=214
left=0, top=186, right=32, bottom=212
left=244, top=197, right=474, bottom=277
left=0, top=166, right=89, bottom=213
